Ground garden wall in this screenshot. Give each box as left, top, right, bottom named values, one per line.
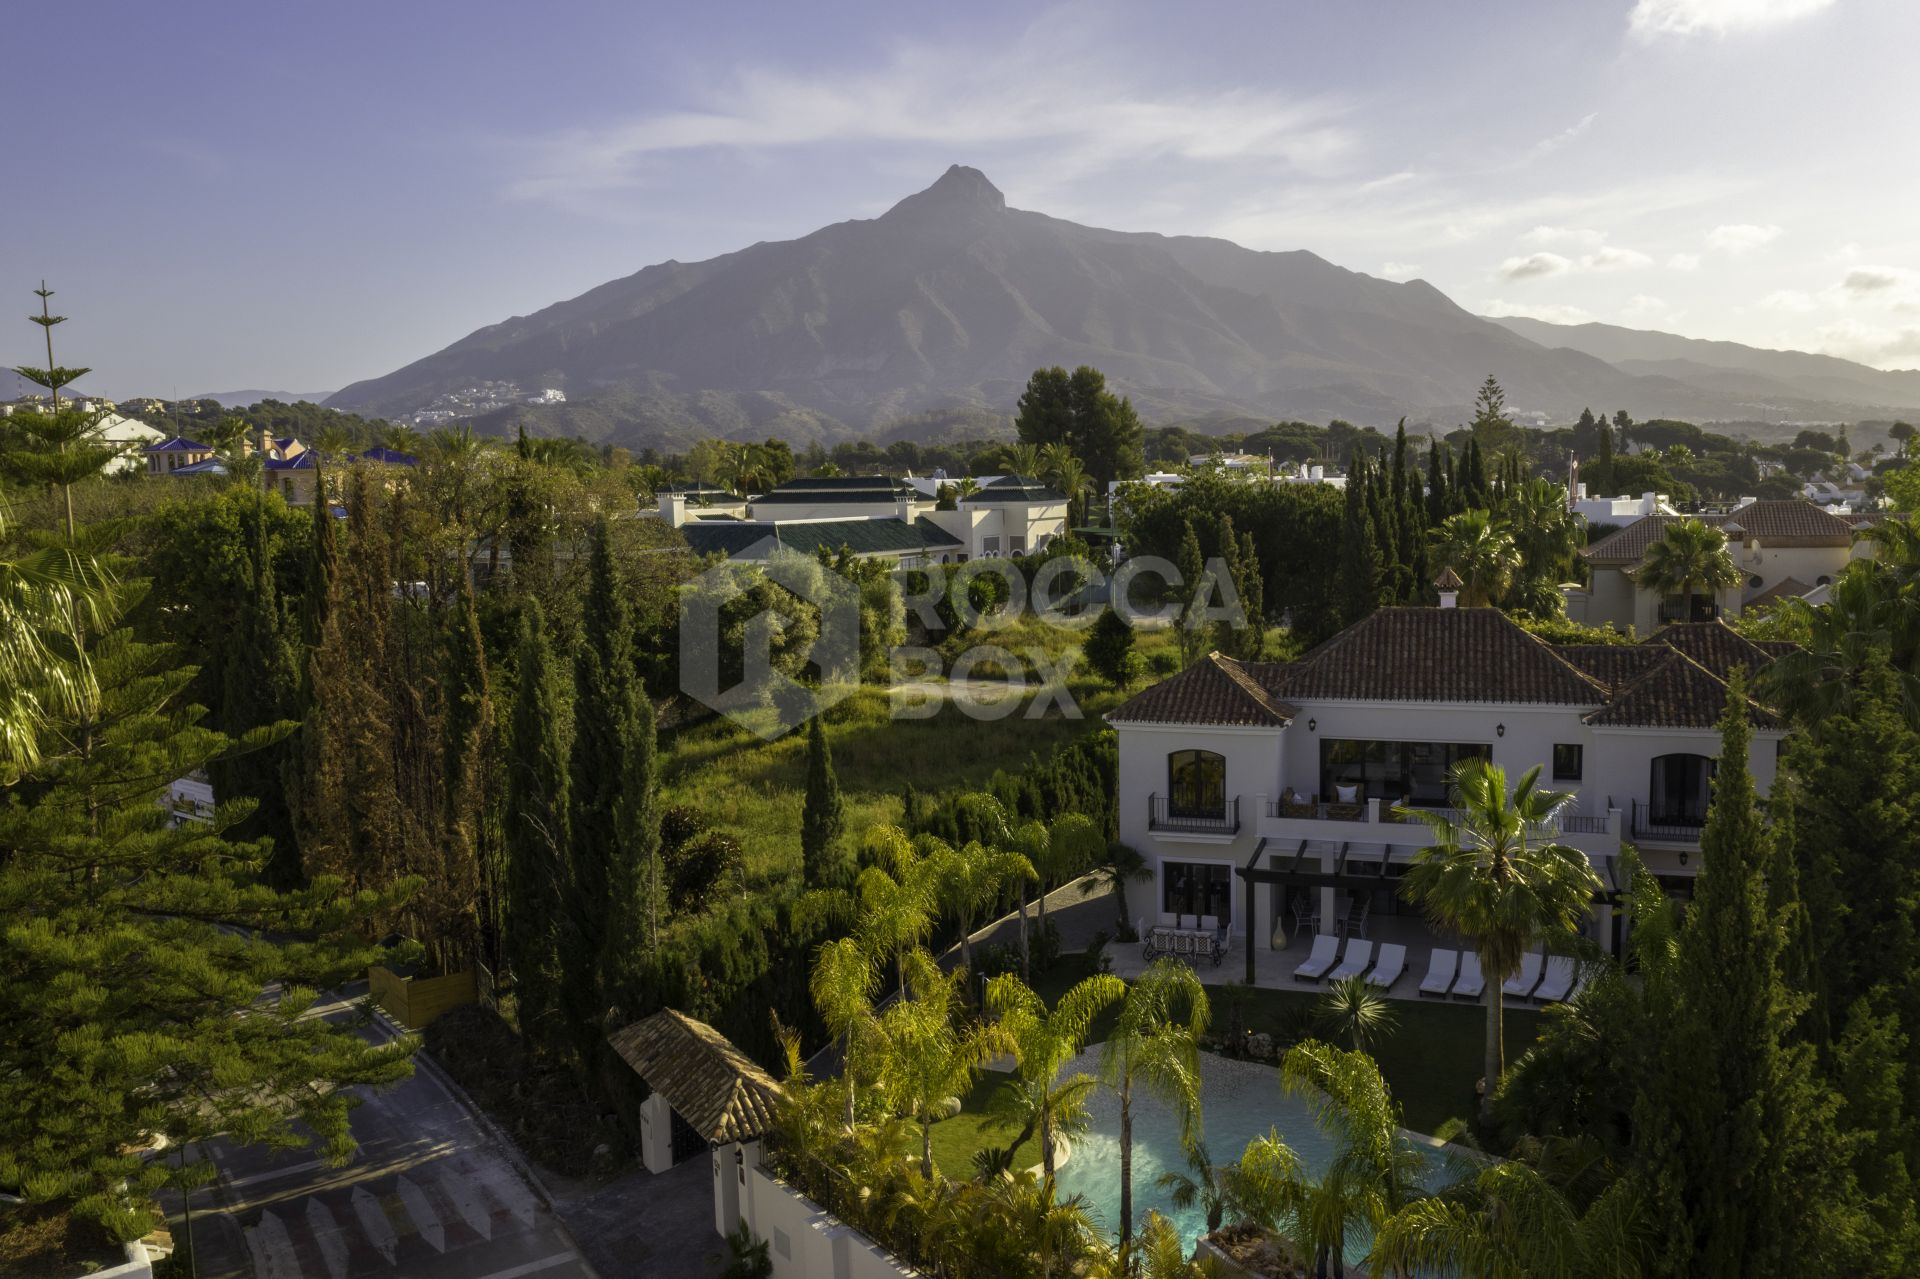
left=367, top=965, right=477, bottom=1029
left=740, top=1162, right=918, bottom=1279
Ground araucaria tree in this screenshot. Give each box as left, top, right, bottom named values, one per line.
left=801, top=714, right=849, bottom=888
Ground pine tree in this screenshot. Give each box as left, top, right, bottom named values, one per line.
left=2, top=286, right=125, bottom=542
left=1085, top=603, right=1140, bottom=688
left=505, top=601, right=571, bottom=1061
left=801, top=714, right=849, bottom=888
left=0, top=585, right=413, bottom=1240
left=1636, top=668, right=1859, bottom=1276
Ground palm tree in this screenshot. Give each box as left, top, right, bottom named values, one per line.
left=1222, top=1127, right=1361, bottom=1278
left=935, top=839, right=1036, bottom=976
left=1131, top=1210, right=1231, bottom=1279
left=875, top=949, right=1010, bottom=1179
left=1316, top=976, right=1398, bottom=1054
left=855, top=826, right=942, bottom=995
left=1370, top=1160, right=1647, bottom=1279
left=1053, top=456, right=1092, bottom=526
left=1156, top=1139, right=1232, bottom=1234
left=984, top=971, right=1126, bottom=1176
left=810, top=936, right=881, bottom=1128
left=1039, top=442, right=1077, bottom=486
left=1396, top=760, right=1601, bottom=1115
left=1021, top=812, right=1106, bottom=941
left=1501, top=478, right=1582, bottom=594
left=1634, top=517, right=1739, bottom=622
left=1759, top=560, right=1920, bottom=728
left=1006, top=442, right=1045, bottom=479
left=1430, top=510, right=1521, bottom=607
left=1081, top=843, right=1152, bottom=937
left=0, top=501, right=114, bottom=782
left=1101, top=959, right=1210, bottom=1256
left=1279, top=1041, right=1427, bottom=1276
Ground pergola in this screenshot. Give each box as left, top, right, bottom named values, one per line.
left=608, top=1008, right=785, bottom=1156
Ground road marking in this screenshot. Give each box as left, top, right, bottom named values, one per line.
left=463, top=1254, right=582, bottom=1279
left=471, top=1157, right=537, bottom=1229
left=245, top=1208, right=303, bottom=1279
left=227, top=1159, right=327, bottom=1190
left=436, top=1163, right=493, bottom=1241
left=350, top=1185, right=399, bottom=1264
left=395, top=1174, right=446, bottom=1252
left=305, top=1198, right=350, bottom=1279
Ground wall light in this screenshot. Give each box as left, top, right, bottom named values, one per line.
left=1679, top=850, right=1690, bottom=867
left=1496, top=723, right=1506, bottom=737
left=1307, top=718, right=1316, bottom=732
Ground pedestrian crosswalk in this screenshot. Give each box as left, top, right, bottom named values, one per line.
left=238, top=1155, right=557, bottom=1279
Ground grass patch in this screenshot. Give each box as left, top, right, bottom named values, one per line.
left=926, top=1070, right=1020, bottom=1180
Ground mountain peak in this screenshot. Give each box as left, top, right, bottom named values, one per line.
left=882, top=165, right=1006, bottom=221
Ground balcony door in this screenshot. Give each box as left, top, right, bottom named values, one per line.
left=1649, top=753, right=1715, bottom=827
left=1162, top=860, right=1232, bottom=926
left=1168, top=750, right=1226, bottom=819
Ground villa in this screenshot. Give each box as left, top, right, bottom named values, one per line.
left=1565, top=497, right=1867, bottom=632
left=1108, top=595, right=1792, bottom=979
left=659, top=473, right=1068, bottom=566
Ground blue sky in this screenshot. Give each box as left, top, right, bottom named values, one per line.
left=7, top=0, right=1917, bottom=396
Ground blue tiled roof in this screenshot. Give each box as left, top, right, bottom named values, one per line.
left=353, top=446, right=419, bottom=466
left=264, top=452, right=317, bottom=470
left=168, top=458, right=228, bottom=476
left=147, top=436, right=211, bottom=452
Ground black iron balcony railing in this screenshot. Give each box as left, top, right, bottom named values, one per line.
left=1149, top=794, right=1240, bottom=835
left=1632, top=800, right=1706, bottom=843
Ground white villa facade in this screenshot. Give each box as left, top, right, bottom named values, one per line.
left=1566, top=497, right=1868, bottom=633
left=660, top=474, right=1068, bottom=566
left=1108, top=605, right=1790, bottom=968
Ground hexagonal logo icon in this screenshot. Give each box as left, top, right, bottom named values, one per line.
left=679, top=540, right=863, bottom=740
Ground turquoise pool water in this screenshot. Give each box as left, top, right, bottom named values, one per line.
left=1051, top=1048, right=1434, bottom=1264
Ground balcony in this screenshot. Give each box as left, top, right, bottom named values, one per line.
left=1258, top=794, right=1623, bottom=855
left=1148, top=794, right=1241, bottom=837
left=1631, top=800, right=1706, bottom=845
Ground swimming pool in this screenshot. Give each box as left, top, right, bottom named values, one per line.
left=1051, top=1047, right=1433, bottom=1265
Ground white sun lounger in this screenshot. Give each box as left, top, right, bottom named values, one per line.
left=1293, top=933, right=1340, bottom=982
left=1452, top=951, right=1486, bottom=1000
left=1418, top=948, right=1458, bottom=998
left=1327, top=939, right=1374, bottom=983
left=1502, top=951, right=1544, bottom=1000
left=1532, top=955, right=1577, bottom=1004
left=1366, top=943, right=1407, bottom=990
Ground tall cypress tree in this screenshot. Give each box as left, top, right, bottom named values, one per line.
left=1236, top=528, right=1266, bottom=660
left=800, top=714, right=849, bottom=888
left=1175, top=518, right=1213, bottom=666
left=215, top=496, right=302, bottom=885
left=1426, top=438, right=1449, bottom=528
left=1636, top=668, right=1854, bottom=1276
left=506, top=600, right=571, bottom=1061
left=442, top=573, right=496, bottom=968
left=1339, top=450, right=1381, bottom=625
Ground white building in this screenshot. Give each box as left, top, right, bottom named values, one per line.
left=659, top=474, right=1068, bottom=567
left=1108, top=603, right=1791, bottom=964
left=1567, top=498, right=1866, bottom=633
left=1570, top=489, right=1680, bottom=525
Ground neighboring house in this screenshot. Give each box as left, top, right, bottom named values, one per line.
left=1568, top=498, right=1864, bottom=633
left=655, top=473, right=1066, bottom=565
left=348, top=445, right=420, bottom=467
left=165, top=771, right=215, bottom=827
left=1570, top=489, right=1679, bottom=525
left=263, top=449, right=319, bottom=505
left=145, top=436, right=218, bottom=474
left=1108, top=601, right=1791, bottom=958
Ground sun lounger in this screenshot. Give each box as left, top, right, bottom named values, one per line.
left=1532, top=955, right=1577, bottom=1004
left=1366, top=943, right=1407, bottom=990
left=1328, top=939, right=1374, bottom=982
left=1418, top=948, right=1458, bottom=998
left=1452, top=951, right=1486, bottom=1000
left=1502, top=951, right=1544, bottom=1000
left=1293, top=933, right=1340, bottom=982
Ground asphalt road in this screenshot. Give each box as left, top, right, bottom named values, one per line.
left=177, top=986, right=595, bottom=1279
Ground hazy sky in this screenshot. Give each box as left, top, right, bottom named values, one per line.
left=7, top=0, right=1917, bottom=397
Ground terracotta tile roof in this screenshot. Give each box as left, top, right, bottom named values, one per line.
left=1641, top=619, right=1781, bottom=681
left=1554, top=644, right=1666, bottom=689
left=607, top=1009, right=785, bottom=1144
left=1108, top=651, right=1298, bottom=726
left=1582, top=500, right=1854, bottom=566
left=1264, top=607, right=1608, bottom=705
left=1584, top=649, right=1780, bottom=730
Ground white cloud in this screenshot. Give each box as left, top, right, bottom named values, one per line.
left=505, top=21, right=1357, bottom=205
left=1812, top=318, right=1920, bottom=369
left=1707, top=223, right=1784, bottom=254
left=1623, top=294, right=1676, bottom=322
left=1498, top=252, right=1572, bottom=280
left=1842, top=266, right=1908, bottom=294
left=1496, top=241, right=1652, bottom=281
left=1761, top=289, right=1817, bottom=312
left=1523, top=225, right=1609, bottom=248
left=1379, top=261, right=1422, bottom=280
left=1629, top=0, right=1837, bottom=39
left=1666, top=252, right=1703, bottom=271
left=1484, top=298, right=1597, bottom=325
left=1521, top=113, right=1600, bottom=162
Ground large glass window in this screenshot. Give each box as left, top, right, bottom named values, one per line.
left=1649, top=753, right=1715, bottom=826
left=1168, top=749, right=1227, bottom=818
left=1162, top=860, right=1233, bottom=924
left=1553, top=743, right=1584, bottom=781
left=1320, top=739, right=1490, bottom=806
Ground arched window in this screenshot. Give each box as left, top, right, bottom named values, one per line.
left=1167, top=749, right=1226, bottom=818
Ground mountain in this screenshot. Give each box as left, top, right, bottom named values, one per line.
left=1, top=369, right=83, bottom=401
left=188, top=389, right=335, bottom=408
left=1486, top=316, right=1920, bottom=416
left=329, top=166, right=1920, bottom=446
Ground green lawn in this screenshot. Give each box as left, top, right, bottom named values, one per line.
left=926, top=1070, right=1021, bottom=1179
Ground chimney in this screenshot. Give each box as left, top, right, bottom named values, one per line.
left=660, top=491, right=688, bottom=527
left=1434, top=566, right=1463, bottom=609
